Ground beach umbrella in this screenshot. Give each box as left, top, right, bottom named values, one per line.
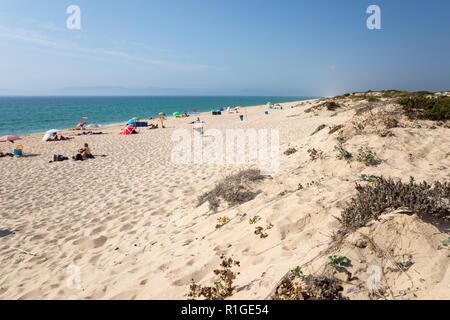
left=122, top=124, right=135, bottom=135
left=0, top=135, right=21, bottom=143
left=77, top=122, right=87, bottom=128
left=159, top=112, right=166, bottom=116
left=43, top=129, right=60, bottom=142
left=127, top=119, right=136, bottom=126
left=0, top=136, right=21, bottom=152
left=173, top=112, right=180, bottom=116
left=192, top=109, right=197, bottom=112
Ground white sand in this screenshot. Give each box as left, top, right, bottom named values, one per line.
left=0, top=96, right=448, bottom=300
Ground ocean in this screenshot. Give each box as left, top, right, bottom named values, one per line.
left=0, top=96, right=315, bottom=136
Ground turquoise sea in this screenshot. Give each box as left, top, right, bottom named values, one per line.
left=0, top=96, right=315, bottom=136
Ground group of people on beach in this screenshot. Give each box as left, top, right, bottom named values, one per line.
left=47, top=133, right=68, bottom=141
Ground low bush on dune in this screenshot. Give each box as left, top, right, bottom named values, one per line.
left=272, top=267, right=343, bottom=300
left=188, top=256, right=240, bottom=300
left=356, top=147, right=377, bottom=166
left=381, top=90, right=434, bottom=99
left=399, top=95, right=450, bottom=120
left=197, top=169, right=265, bottom=212
left=338, top=177, right=450, bottom=232
left=325, top=101, right=341, bottom=111
left=366, top=96, right=380, bottom=102
left=334, top=138, right=352, bottom=161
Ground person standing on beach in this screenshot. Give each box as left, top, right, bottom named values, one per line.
left=158, top=117, right=165, bottom=128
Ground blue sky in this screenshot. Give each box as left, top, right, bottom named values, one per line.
left=0, top=0, right=449, bottom=96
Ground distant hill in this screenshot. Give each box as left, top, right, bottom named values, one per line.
left=47, top=86, right=189, bottom=96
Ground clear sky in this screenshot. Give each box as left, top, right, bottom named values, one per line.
left=1, top=0, right=449, bottom=96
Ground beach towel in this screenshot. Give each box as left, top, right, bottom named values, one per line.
left=135, top=122, right=148, bottom=127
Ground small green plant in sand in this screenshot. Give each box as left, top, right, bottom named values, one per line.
left=292, top=266, right=305, bottom=279
left=336, top=137, right=347, bottom=144
left=360, top=174, right=380, bottom=183
left=279, top=190, right=294, bottom=196
left=442, top=237, right=450, bottom=246
left=328, top=256, right=350, bottom=269
left=335, top=138, right=352, bottom=161
left=216, top=216, right=230, bottom=229
left=356, top=147, right=377, bottom=166
left=249, top=215, right=261, bottom=225
left=409, top=120, right=422, bottom=129
left=377, top=129, right=394, bottom=137
left=188, top=256, right=240, bottom=300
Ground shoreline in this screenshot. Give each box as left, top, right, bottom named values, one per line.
left=16, top=99, right=318, bottom=138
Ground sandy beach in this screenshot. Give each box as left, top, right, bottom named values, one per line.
left=0, top=94, right=449, bottom=300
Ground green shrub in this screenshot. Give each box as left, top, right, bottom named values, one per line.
left=328, top=256, right=350, bottom=269
left=367, top=96, right=380, bottom=102
left=325, top=101, right=341, bottom=111
left=335, top=143, right=352, bottom=160
left=399, top=96, right=450, bottom=120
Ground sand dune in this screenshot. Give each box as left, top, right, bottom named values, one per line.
left=0, top=95, right=448, bottom=300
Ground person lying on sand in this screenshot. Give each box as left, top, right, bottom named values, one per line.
left=76, top=131, right=103, bottom=136
left=51, top=154, right=69, bottom=162
left=149, top=123, right=159, bottom=129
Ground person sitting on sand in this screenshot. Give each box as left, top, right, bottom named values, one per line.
left=47, top=133, right=58, bottom=141
left=190, top=117, right=204, bottom=124
left=73, top=143, right=94, bottom=159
